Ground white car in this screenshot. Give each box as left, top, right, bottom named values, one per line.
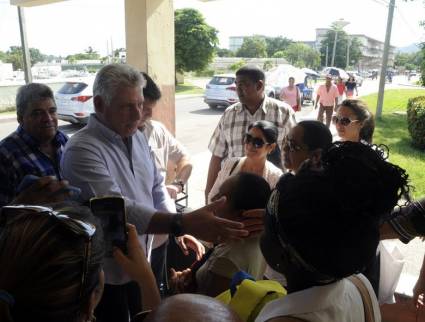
left=55, top=78, right=95, bottom=124
left=204, top=74, right=238, bottom=109
left=204, top=74, right=276, bottom=109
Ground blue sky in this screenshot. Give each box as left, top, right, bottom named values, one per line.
left=0, top=0, right=424, bottom=56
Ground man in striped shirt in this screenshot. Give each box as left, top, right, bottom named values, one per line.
left=205, top=65, right=296, bottom=201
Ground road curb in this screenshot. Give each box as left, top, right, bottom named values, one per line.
left=0, top=116, right=16, bottom=124
left=175, top=94, right=203, bottom=100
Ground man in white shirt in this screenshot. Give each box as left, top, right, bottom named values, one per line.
left=138, top=72, right=203, bottom=295
left=61, top=64, right=248, bottom=322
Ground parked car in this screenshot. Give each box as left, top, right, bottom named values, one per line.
left=204, top=74, right=277, bottom=109
left=204, top=74, right=238, bottom=109
left=55, top=78, right=94, bottom=124
left=347, top=71, right=363, bottom=87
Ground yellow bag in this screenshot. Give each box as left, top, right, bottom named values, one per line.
left=216, top=272, right=287, bottom=322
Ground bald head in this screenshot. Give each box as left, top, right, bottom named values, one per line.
left=145, top=294, right=241, bottom=322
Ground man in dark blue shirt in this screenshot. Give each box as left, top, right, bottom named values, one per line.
left=0, top=83, right=68, bottom=206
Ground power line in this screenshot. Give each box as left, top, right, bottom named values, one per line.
left=395, top=5, right=424, bottom=40
left=370, top=0, right=389, bottom=7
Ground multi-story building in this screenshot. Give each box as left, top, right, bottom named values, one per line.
left=315, top=28, right=396, bottom=70
left=229, top=35, right=267, bottom=52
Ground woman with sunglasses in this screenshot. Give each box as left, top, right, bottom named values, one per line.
left=257, top=141, right=410, bottom=322
left=334, top=99, right=375, bottom=144
left=207, top=120, right=283, bottom=204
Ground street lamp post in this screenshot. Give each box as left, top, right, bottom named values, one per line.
left=330, top=19, right=349, bottom=67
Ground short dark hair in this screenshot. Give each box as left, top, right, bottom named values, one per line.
left=248, top=120, right=281, bottom=168
left=227, top=172, right=271, bottom=211
left=16, top=83, right=54, bottom=118
left=236, top=65, right=265, bottom=83
left=339, top=99, right=375, bottom=143
left=297, top=121, right=332, bottom=151
left=141, top=72, right=162, bottom=102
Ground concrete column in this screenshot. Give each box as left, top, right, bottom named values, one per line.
left=125, top=0, right=175, bottom=134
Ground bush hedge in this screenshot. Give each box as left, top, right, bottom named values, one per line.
left=407, top=96, right=425, bottom=149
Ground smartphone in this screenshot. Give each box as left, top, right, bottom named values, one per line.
left=17, top=174, right=81, bottom=200
left=90, top=196, right=128, bottom=257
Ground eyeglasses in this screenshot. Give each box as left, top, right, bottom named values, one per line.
left=244, top=133, right=270, bottom=149
left=283, top=136, right=304, bottom=152
left=332, top=116, right=359, bottom=126
left=0, top=205, right=96, bottom=300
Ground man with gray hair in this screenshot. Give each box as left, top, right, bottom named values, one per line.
left=61, top=64, right=248, bottom=322
left=0, top=83, right=69, bottom=206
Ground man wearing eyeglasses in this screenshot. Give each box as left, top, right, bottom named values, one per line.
left=61, top=64, right=252, bottom=322
left=314, top=74, right=339, bottom=128
left=206, top=65, right=296, bottom=202
left=0, top=83, right=69, bottom=207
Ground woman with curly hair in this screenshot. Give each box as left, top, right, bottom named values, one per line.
left=257, top=141, right=410, bottom=322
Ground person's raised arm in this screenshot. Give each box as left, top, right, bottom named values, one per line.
left=113, top=224, right=160, bottom=311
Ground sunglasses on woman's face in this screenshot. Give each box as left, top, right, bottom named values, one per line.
left=244, top=133, right=269, bottom=149
left=0, top=205, right=96, bottom=301
left=332, top=115, right=359, bottom=126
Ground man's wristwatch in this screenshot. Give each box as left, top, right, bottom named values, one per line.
left=170, top=212, right=184, bottom=237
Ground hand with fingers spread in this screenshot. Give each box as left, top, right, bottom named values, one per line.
left=183, top=196, right=248, bottom=244
left=113, top=224, right=160, bottom=311
left=176, top=234, right=205, bottom=261
left=241, top=208, right=265, bottom=237
left=11, top=176, right=72, bottom=205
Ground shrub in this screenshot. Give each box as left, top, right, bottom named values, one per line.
left=194, top=68, right=215, bottom=77
left=229, top=59, right=246, bottom=72
left=407, top=96, right=425, bottom=149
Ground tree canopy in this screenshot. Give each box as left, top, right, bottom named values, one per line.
left=319, top=28, right=362, bottom=68
left=2, top=46, right=46, bottom=70
left=283, top=43, right=321, bottom=69
left=66, top=47, right=100, bottom=63
left=175, top=8, right=218, bottom=73
left=265, top=36, right=293, bottom=57
left=236, top=36, right=267, bottom=58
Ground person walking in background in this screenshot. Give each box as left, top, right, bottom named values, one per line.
left=314, top=75, right=339, bottom=128
left=279, top=77, right=301, bottom=112
left=206, top=65, right=296, bottom=202
left=336, top=77, right=346, bottom=106
left=345, top=76, right=358, bottom=98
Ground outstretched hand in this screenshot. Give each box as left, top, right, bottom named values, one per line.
left=183, top=196, right=248, bottom=244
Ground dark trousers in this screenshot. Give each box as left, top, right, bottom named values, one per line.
left=95, top=281, right=141, bottom=322
left=151, top=240, right=169, bottom=296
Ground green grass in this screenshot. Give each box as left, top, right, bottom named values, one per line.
left=175, top=83, right=204, bottom=95
left=361, top=89, right=425, bottom=198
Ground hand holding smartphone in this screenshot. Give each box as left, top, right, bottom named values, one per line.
left=90, top=196, right=128, bottom=257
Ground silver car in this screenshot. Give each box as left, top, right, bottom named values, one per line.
left=55, top=78, right=94, bottom=124
left=204, top=74, right=276, bottom=109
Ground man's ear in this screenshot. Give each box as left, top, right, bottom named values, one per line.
left=93, top=95, right=104, bottom=113
left=310, top=148, right=323, bottom=168
left=257, top=80, right=265, bottom=92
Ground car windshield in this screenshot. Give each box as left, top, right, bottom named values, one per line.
left=58, top=82, right=88, bottom=94
left=209, top=76, right=234, bottom=85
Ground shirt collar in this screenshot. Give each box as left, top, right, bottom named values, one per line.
left=237, top=96, right=267, bottom=115
left=88, top=114, right=128, bottom=141
left=16, top=125, right=66, bottom=148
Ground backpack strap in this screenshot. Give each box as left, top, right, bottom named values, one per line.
left=348, top=275, right=376, bottom=322
left=229, top=159, right=240, bottom=176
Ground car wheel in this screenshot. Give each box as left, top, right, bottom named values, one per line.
left=208, top=104, right=218, bottom=109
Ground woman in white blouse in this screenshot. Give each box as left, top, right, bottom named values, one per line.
left=207, top=120, right=283, bottom=204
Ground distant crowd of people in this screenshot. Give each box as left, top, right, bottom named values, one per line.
left=0, top=63, right=424, bottom=322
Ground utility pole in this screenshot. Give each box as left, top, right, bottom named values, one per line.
left=331, top=30, right=338, bottom=67
left=376, top=0, right=395, bottom=119
left=17, top=6, right=32, bottom=84
left=346, top=37, right=351, bottom=69
left=326, top=45, right=329, bottom=67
